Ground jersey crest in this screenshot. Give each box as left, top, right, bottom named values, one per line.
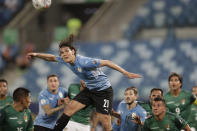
left=24, top=112, right=28, bottom=122
left=165, top=124, right=170, bottom=130
left=78, top=67, right=82, bottom=72
left=181, top=99, right=185, bottom=105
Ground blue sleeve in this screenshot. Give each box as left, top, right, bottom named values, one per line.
left=138, top=108, right=147, bottom=123
left=63, top=88, right=68, bottom=97
left=56, top=56, right=64, bottom=63
left=39, top=94, right=50, bottom=106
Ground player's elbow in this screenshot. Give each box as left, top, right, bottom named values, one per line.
left=100, top=60, right=112, bottom=67
left=45, top=110, right=53, bottom=116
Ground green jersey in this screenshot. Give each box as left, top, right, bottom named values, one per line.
left=143, top=111, right=187, bottom=131
left=0, top=96, right=13, bottom=131
left=138, top=101, right=152, bottom=117
left=164, top=90, right=195, bottom=119
left=0, top=96, right=13, bottom=110
left=68, top=84, right=92, bottom=125
left=187, top=104, right=197, bottom=130
left=0, top=105, right=34, bottom=131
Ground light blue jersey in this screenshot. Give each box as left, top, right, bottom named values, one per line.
left=34, top=87, right=67, bottom=129
left=117, top=100, right=146, bottom=131
left=56, top=55, right=111, bottom=91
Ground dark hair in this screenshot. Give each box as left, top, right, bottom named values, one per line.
left=47, top=74, right=58, bottom=80
left=13, top=87, right=30, bottom=102
left=59, top=34, right=77, bottom=55
left=125, top=86, right=138, bottom=95
left=152, top=97, right=166, bottom=106
left=150, top=88, right=163, bottom=96
left=168, top=72, right=182, bottom=88
left=0, top=79, right=8, bottom=85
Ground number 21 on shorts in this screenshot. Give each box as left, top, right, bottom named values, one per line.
left=103, top=99, right=109, bottom=108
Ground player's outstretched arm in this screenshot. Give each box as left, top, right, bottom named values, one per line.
left=27, top=52, right=56, bottom=62
left=100, top=60, right=142, bottom=79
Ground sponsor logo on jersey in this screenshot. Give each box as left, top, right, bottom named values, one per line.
left=9, top=117, right=17, bottom=119
left=166, top=101, right=174, bottom=104
left=17, top=120, right=23, bottom=124
left=151, top=126, right=159, bottom=130
left=71, top=93, right=77, bottom=97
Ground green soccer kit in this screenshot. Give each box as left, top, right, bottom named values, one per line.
left=0, top=96, right=13, bottom=110
left=0, top=96, right=13, bottom=131
left=138, top=101, right=152, bottom=117
left=164, top=90, right=195, bottom=120
left=187, top=104, right=197, bottom=130
left=0, top=105, right=34, bottom=131
left=143, top=111, right=187, bottom=131
left=68, top=84, right=92, bottom=125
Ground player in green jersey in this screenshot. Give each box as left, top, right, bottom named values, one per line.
left=164, top=73, right=197, bottom=120
left=0, top=87, right=34, bottom=131
left=64, top=80, right=93, bottom=131
left=0, top=79, right=13, bottom=131
left=139, top=88, right=163, bottom=117
left=187, top=86, right=197, bottom=131
left=0, top=79, right=13, bottom=110
left=143, top=97, right=191, bottom=131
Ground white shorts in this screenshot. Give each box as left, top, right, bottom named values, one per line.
left=63, top=120, right=90, bottom=131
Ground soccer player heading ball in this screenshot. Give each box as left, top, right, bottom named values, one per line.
left=27, top=34, right=142, bottom=131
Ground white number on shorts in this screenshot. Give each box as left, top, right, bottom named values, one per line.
left=103, top=99, right=109, bottom=108
left=17, top=127, right=23, bottom=131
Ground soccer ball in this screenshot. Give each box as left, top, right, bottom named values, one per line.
left=32, top=0, right=51, bottom=10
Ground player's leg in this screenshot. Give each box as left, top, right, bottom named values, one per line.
left=64, top=100, right=86, bottom=116
left=92, top=87, right=113, bottom=131
left=54, top=88, right=92, bottom=131
left=34, top=125, right=53, bottom=131
left=97, top=112, right=112, bottom=131
left=64, top=121, right=90, bottom=131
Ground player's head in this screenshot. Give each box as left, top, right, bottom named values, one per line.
left=168, top=72, right=182, bottom=91
left=151, top=97, right=166, bottom=117
left=192, top=86, right=197, bottom=97
left=124, top=86, right=138, bottom=105
left=149, top=88, right=163, bottom=102
left=0, top=79, right=8, bottom=98
left=13, top=87, right=31, bottom=109
left=47, top=74, right=59, bottom=94
left=59, top=34, right=77, bottom=63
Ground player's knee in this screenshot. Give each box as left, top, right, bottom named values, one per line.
left=64, top=101, right=84, bottom=116
left=64, top=103, right=76, bottom=116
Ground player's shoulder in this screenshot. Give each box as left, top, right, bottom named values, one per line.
left=58, top=87, right=68, bottom=92
left=165, top=111, right=177, bottom=118
left=39, top=89, right=50, bottom=99
left=137, top=101, right=148, bottom=105
left=68, top=84, right=80, bottom=90
left=181, top=90, right=192, bottom=95
left=1, top=104, right=10, bottom=110
left=6, top=96, right=13, bottom=100
left=164, top=92, right=172, bottom=98
left=25, top=109, right=32, bottom=114
left=119, top=100, right=126, bottom=105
